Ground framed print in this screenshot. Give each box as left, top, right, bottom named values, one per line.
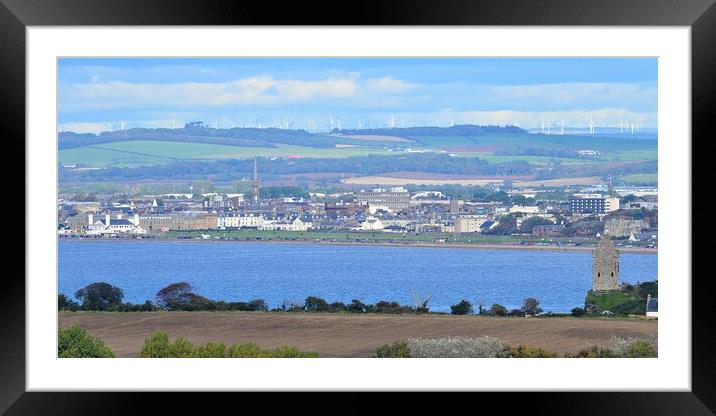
left=2, top=0, right=714, bottom=413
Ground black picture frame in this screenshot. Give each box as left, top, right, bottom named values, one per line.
left=2, top=0, right=713, bottom=413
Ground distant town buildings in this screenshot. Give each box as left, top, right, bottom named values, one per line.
left=357, top=187, right=411, bottom=212
left=57, top=179, right=656, bottom=252
left=454, top=215, right=489, bottom=233
left=570, top=195, right=620, bottom=214
left=604, top=218, right=646, bottom=237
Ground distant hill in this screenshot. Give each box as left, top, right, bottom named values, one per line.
left=58, top=127, right=318, bottom=149
left=331, top=124, right=526, bottom=137
left=58, top=124, right=528, bottom=150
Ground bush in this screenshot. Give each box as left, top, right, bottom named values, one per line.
left=58, top=325, right=115, bottom=358
left=450, top=300, right=473, bottom=315
left=490, top=303, right=508, bottom=317
left=138, top=332, right=319, bottom=358
left=509, top=308, right=524, bottom=317
left=571, top=307, right=586, bottom=317
left=567, top=345, right=618, bottom=358
left=509, top=345, right=558, bottom=358
left=375, top=341, right=411, bottom=358
left=407, top=336, right=512, bottom=358
left=74, top=282, right=124, bottom=311
left=624, top=340, right=657, bottom=358
left=139, top=332, right=173, bottom=358
left=612, top=336, right=658, bottom=358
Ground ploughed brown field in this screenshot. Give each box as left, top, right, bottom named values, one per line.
left=59, top=312, right=657, bottom=358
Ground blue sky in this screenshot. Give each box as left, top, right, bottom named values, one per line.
left=58, top=58, right=657, bottom=133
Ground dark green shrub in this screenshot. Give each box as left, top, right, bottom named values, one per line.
left=571, top=307, right=586, bottom=317
left=490, top=303, right=508, bottom=317
left=248, top=299, right=268, bottom=312
left=58, top=325, right=115, bottom=358
left=139, top=333, right=319, bottom=358
left=74, top=282, right=124, bottom=311
left=625, top=340, right=657, bottom=358
left=347, top=299, right=367, bottom=313
left=509, top=308, right=524, bottom=317
left=450, top=300, right=473, bottom=315
left=139, top=332, right=173, bottom=358
left=169, top=337, right=196, bottom=357
left=509, top=345, right=558, bottom=358
left=374, top=300, right=408, bottom=314
left=228, top=342, right=264, bottom=357
left=375, top=341, right=411, bottom=358
left=329, top=302, right=347, bottom=312
left=567, top=345, right=618, bottom=358
left=304, top=296, right=330, bottom=312
left=265, top=346, right=320, bottom=358
left=193, top=342, right=228, bottom=358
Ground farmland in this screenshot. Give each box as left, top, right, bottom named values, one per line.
left=59, top=140, right=394, bottom=168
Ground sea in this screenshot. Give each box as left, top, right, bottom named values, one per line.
left=58, top=240, right=658, bottom=313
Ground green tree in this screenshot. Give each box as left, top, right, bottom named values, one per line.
left=304, top=296, right=330, bottom=312
left=58, top=293, right=79, bottom=311
left=490, top=303, right=508, bottom=317
left=520, top=216, right=554, bottom=234
left=450, top=300, right=473, bottom=315
left=74, top=282, right=124, bottom=311
left=155, top=282, right=196, bottom=309
left=521, top=297, right=543, bottom=316
left=58, top=325, right=115, bottom=358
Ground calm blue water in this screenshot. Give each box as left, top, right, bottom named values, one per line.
left=58, top=240, right=658, bottom=313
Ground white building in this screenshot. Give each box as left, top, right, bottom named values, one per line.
left=360, top=216, right=385, bottom=230
left=454, top=215, right=489, bottom=233
left=218, top=214, right=264, bottom=229
left=86, top=214, right=146, bottom=235
left=261, top=217, right=312, bottom=231
left=604, top=197, right=621, bottom=213
left=509, top=205, right=540, bottom=214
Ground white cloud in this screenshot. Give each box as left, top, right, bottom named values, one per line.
left=365, top=77, right=417, bottom=94
left=60, top=75, right=362, bottom=111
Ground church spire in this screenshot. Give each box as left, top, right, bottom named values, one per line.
left=252, top=157, right=260, bottom=205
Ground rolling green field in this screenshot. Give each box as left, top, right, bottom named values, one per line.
left=58, top=133, right=657, bottom=169
left=59, top=140, right=394, bottom=167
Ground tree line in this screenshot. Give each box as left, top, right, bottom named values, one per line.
left=60, top=281, right=553, bottom=317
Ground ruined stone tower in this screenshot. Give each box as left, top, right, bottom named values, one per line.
left=592, top=237, right=621, bottom=292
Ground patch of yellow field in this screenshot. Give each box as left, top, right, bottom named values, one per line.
left=332, top=134, right=412, bottom=142
left=513, top=177, right=605, bottom=187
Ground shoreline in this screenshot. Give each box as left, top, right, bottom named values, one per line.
left=59, top=236, right=658, bottom=254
